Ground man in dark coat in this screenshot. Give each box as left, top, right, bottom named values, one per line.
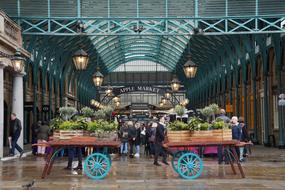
left=127, top=121, right=136, bottom=158
left=154, top=117, right=168, bottom=166
left=9, top=113, right=24, bottom=157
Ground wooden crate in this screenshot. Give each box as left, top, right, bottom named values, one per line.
left=53, top=130, right=89, bottom=140
left=167, top=130, right=191, bottom=142
left=190, top=129, right=232, bottom=142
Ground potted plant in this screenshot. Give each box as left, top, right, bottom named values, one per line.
left=59, top=106, right=77, bottom=121
left=174, top=105, right=186, bottom=121
left=81, top=106, right=94, bottom=121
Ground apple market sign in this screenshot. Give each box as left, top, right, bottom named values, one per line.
left=113, top=86, right=164, bottom=95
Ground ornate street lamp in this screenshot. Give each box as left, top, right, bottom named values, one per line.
left=72, top=49, right=89, bottom=70
left=183, top=57, right=198, bottom=78
left=11, top=49, right=26, bottom=72
left=113, top=96, right=120, bottom=103
left=171, top=76, right=181, bottom=92
left=105, top=86, right=113, bottom=96
left=93, top=68, right=104, bottom=87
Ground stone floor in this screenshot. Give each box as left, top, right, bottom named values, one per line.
left=0, top=146, right=285, bottom=190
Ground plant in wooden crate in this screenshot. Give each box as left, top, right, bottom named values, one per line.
left=49, top=117, right=63, bottom=131
left=174, top=104, right=186, bottom=120
left=167, top=121, right=191, bottom=142
left=87, top=120, right=118, bottom=140
left=59, top=106, right=77, bottom=121
left=188, top=117, right=204, bottom=131
left=81, top=106, right=95, bottom=118
left=200, top=106, right=213, bottom=122
left=209, top=103, right=220, bottom=120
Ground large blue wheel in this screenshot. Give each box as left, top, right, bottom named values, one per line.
left=171, top=151, right=189, bottom=173
left=84, top=153, right=111, bottom=180
left=177, top=152, right=203, bottom=180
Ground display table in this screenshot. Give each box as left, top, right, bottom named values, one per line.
left=37, top=137, right=120, bottom=179
left=166, top=140, right=248, bottom=179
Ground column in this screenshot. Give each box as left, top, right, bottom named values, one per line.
left=0, top=62, right=6, bottom=158
left=252, top=79, right=259, bottom=143
left=12, top=72, right=25, bottom=151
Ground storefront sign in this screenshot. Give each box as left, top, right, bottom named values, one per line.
left=113, top=86, right=163, bottom=95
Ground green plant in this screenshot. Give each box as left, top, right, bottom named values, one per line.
left=168, top=121, right=189, bottom=131
left=174, top=105, right=186, bottom=117
left=94, top=109, right=106, bottom=120
left=188, top=117, right=204, bottom=131
left=200, top=106, right=213, bottom=122
left=87, top=120, right=118, bottom=132
left=81, top=107, right=94, bottom=117
left=211, top=121, right=225, bottom=130
left=200, top=123, right=211, bottom=131
left=59, top=106, right=77, bottom=120
left=49, top=117, right=63, bottom=130
left=209, top=103, right=219, bottom=120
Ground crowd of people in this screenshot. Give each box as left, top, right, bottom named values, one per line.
left=118, top=116, right=169, bottom=166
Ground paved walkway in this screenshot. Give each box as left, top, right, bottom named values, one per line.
left=0, top=146, right=285, bottom=190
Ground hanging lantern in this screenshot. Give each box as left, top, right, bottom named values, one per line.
left=113, top=96, right=120, bottom=103
left=90, top=99, right=96, bottom=105
left=72, top=49, right=89, bottom=70
left=161, top=97, right=167, bottom=104
left=105, top=86, right=113, bottom=96
left=115, top=101, right=120, bottom=107
left=164, top=92, right=171, bottom=99
left=11, top=49, right=25, bottom=72
left=159, top=101, right=164, bottom=107
left=94, top=101, right=101, bottom=108
left=184, top=98, right=189, bottom=105
left=93, top=69, right=104, bottom=87
left=171, top=76, right=181, bottom=92
left=183, top=58, right=198, bottom=78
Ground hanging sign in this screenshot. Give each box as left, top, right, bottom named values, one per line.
left=113, top=86, right=163, bottom=95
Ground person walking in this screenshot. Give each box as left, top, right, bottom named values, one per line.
left=119, top=122, right=129, bottom=155
left=154, top=117, right=168, bottom=166
left=9, top=113, right=24, bottom=157
left=31, top=121, right=41, bottom=155
left=238, top=117, right=249, bottom=162
left=128, top=121, right=136, bottom=158
left=36, top=121, right=51, bottom=156
left=134, top=122, right=141, bottom=157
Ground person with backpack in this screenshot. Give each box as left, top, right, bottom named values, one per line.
left=119, top=122, right=129, bottom=155
left=154, top=117, right=168, bottom=166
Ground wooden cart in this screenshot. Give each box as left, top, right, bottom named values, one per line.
left=38, top=137, right=120, bottom=180
left=166, top=140, right=246, bottom=180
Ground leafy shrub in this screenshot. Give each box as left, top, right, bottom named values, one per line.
left=59, top=106, right=77, bottom=120
left=168, top=121, right=190, bottom=131
left=211, top=121, right=225, bottom=130
left=87, top=120, right=118, bottom=132
left=58, top=120, right=87, bottom=130
left=49, top=118, right=63, bottom=130
left=174, top=105, right=186, bottom=117
left=200, top=123, right=211, bottom=131
left=81, top=107, right=94, bottom=117
left=188, top=117, right=204, bottom=131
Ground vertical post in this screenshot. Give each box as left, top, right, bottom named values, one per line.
left=255, top=0, right=259, bottom=30
left=77, top=0, right=81, bottom=18
left=225, top=0, right=228, bottom=32
left=12, top=72, right=25, bottom=152
left=0, top=62, right=6, bottom=158
left=47, top=0, right=51, bottom=32
left=194, top=0, right=199, bottom=27
left=252, top=78, right=258, bottom=143
left=263, top=75, right=270, bottom=146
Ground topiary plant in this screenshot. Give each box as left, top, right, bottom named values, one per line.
left=81, top=106, right=95, bottom=118
left=174, top=104, right=186, bottom=119
left=59, top=106, right=77, bottom=121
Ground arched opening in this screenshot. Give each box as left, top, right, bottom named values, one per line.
left=256, top=55, right=264, bottom=143
left=268, top=48, right=279, bottom=145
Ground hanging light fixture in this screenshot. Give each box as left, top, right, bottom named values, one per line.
left=90, top=99, right=96, bottom=105
left=73, top=49, right=89, bottom=70
left=72, top=21, right=89, bottom=70
left=159, top=101, right=164, bottom=107
left=183, top=56, right=198, bottom=78
left=11, top=49, right=26, bottom=72
left=113, top=96, right=120, bottom=103
left=105, top=86, right=113, bottom=96
left=171, top=76, right=181, bottom=92
left=93, top=68, right=104, bottom=87
left=161, top=97, right=167, bottom=104
left=164, top=91, right=171, bottom=99
left=115, top=101, right=120, bottom=107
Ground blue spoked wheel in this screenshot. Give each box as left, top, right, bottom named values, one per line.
left=171, top=151, right=189, bottom=173
left=177, top=152, right=204, bottom=180
left=84, top=153, right=111, bottom=180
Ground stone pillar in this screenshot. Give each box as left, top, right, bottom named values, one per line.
left=12, top=72, right=25, bottom=151
left=0, top=62, right=6, bottom=158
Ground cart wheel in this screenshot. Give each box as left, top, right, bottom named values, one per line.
left=171, top=151, right=189, bottom=173
left=177, top=152, right=203, bottom=180
left=84, top=153, right=111, bottom=180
